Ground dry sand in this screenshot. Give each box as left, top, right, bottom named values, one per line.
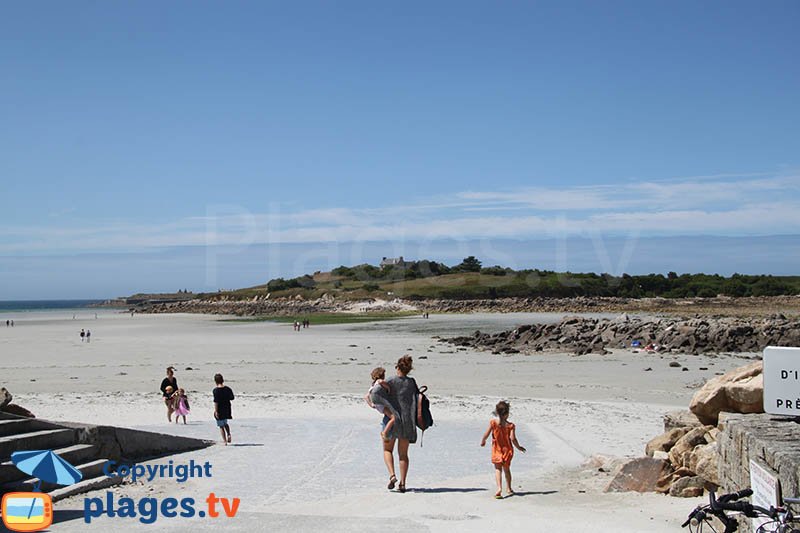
left=1, top=310, right=758, bottom=531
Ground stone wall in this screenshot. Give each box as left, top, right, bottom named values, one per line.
left=717, top=413, right=800, bottom=532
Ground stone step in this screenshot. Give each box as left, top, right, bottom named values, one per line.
left=2, top=459, right=111, bottom=493
left=50, top=469, right=123, bottom=502
left=0, top=419, right=38, bottom=437
left=0, top=443, right=99, bottom=485
left=0, top=429, right=76, bottom=461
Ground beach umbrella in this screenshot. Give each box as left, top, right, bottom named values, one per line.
left=11, top=450, right=83, bottom=489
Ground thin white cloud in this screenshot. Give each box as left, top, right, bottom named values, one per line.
left=1, top=172, right=798, bottom=255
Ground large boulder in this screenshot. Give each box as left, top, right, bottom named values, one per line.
left=663, top=410, right=703, bottom=432
left=689, top=361, right=764, bottom=425
left=604, top=457, right=674, bottom=493
left=645, top=428, right=690, bottom=457
left=689, top=442, right=720, bottom=486
left=669, top=426, right=714, bottom=468
left=670, top=475, right=707, bottom=498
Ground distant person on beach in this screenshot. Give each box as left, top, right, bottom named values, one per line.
left=364, top=367, right=397, bottom=442
left=213, top=373, right=234, bottom=445
left=80, top=329, right=85, bottom=342
left=381, top=355, right=419, bottom=493
left=480, top=400, right=526, bottom=499
left=160, top=367, right=178, bottom=422
left=5, top=320, right=8, bottom=327
left=174, top=388, right=190, bottom=424
left=86, top=330, right=91, bottom=343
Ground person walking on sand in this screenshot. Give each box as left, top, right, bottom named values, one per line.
left=86, top=329, right=91, bottom=343
left=213, top=373, right=234, bottom=445
left=382, top=355, right=419, bottom=493
left=160, top=367, right=178, bottom=422
left=480, top=400, right=526, bottom=499
left=80, top=329, right=85, bottom=342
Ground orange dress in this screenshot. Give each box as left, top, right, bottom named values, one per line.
left=490, top=419, right=515, bottom=466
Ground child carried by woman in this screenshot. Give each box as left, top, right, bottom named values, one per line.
left=365, top=367, right=397, bottom=442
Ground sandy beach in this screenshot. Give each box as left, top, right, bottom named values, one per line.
left=1, top=310, right=758, bottom=531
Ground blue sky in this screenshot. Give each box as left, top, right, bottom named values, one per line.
left=1, top=1, right=798, bottom=298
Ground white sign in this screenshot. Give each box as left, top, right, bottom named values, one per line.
left=763, top=346, right=800, bottom=416
left=750, top=459, right=781, bottom=530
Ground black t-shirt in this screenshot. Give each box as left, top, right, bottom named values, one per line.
left=213, top=386, right=234, bottom=419
left=160, top=377, right=177, bottom=397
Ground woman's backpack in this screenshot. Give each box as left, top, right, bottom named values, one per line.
left=416, top=385, right=434, bottom=446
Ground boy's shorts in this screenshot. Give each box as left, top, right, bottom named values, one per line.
left=381, top=415, right=390, bottom=429
left=216, top=419, right=229, bottom=427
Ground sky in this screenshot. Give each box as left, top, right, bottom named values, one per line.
left=1, top=1, right=798, bottom=299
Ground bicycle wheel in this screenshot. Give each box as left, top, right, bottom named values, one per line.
left=756, top=520, right=780, bottom=533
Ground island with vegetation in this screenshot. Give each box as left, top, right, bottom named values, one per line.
left=117, top=257, right=800, bottom=320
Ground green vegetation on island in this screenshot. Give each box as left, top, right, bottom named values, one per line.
left=192, top=256, right=800, bottom=302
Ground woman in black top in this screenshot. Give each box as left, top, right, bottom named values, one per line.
left=160, top=367, right=178, bottom=422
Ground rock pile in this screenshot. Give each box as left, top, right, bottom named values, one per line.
left=605, top=362, right=764, bottom=497
left=140, top=296, right=412, bottom=316
left=445, top=314, right=799, bottom=355
left=136, top=294, right=800, bottom=318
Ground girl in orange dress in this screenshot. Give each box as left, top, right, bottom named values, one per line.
left=480, top=400, right=526, bottom=498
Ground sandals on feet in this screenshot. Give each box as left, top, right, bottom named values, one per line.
left=387, top=475, right=397, bottom=490
left=494, top=491, right=503, bottom=499
left=398, top=482, right=406, bottom=493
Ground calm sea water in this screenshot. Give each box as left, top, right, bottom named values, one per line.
left=0, top=300, right=104, bottom=313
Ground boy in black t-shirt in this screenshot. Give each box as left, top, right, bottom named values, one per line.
left=213, top=373, right=234, bottom=445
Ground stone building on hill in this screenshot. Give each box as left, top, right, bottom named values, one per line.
left=380, top=256, right=408, bottom=268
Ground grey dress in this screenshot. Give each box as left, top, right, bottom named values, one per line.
left=385, top=375, right=418, bottom=443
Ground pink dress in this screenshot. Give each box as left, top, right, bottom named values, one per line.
left=174, top=396, right=190, bottom=416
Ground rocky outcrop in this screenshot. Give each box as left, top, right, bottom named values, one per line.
left=136, top=294, right=800, bottom=318
left=627, top=362, right=766, bottom=497
left=444, top=314, right=799, bottom=355
left=416, top=296, right=800, bottom=316
left=689, top=361, right=764, bottom=425
left=137, top=296, right=413, bottom=316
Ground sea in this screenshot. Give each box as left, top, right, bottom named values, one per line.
left=0, top=300, right=105, bottom=313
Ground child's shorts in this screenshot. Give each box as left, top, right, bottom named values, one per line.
left=381, top=415, right=390, bottom=429
left=216, top=419, right=229, bottom=427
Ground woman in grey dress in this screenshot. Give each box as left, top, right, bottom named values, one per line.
left=383, top=355, right=418, bottom=493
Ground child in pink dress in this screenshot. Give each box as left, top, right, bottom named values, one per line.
left=174, top=388, right=190, bottom=424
